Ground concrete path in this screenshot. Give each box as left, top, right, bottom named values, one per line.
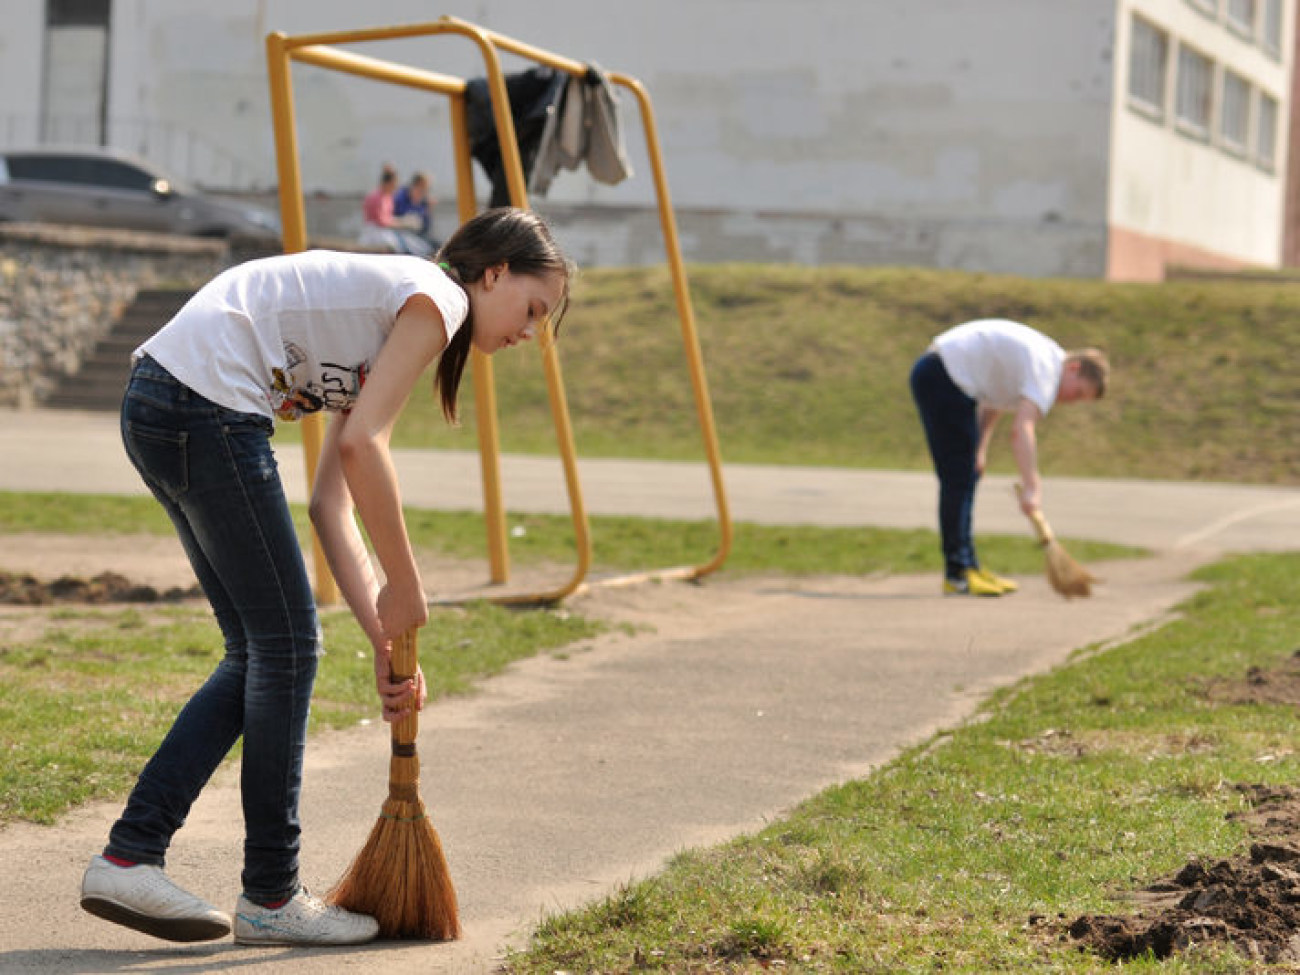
left=0, top=408, right=1296, bottom=973
left=2, top=408, right=1298, bottom=551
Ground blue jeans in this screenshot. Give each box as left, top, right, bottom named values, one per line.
left=910, top=352, right=981, bottom=579
left=105, top=356, right=321, bottom=904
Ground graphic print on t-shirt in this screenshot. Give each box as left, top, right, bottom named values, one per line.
left=270, top=342, right=371, bottom=420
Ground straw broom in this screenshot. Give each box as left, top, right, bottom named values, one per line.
left=1015, top=485, right=1096, bottom=599
left=327, top=627, right=461, bottom=940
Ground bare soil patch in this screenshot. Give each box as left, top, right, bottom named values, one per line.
left=1066, top=653, right=1300, bottom=966
left=0, top=569, right=199, bottom=605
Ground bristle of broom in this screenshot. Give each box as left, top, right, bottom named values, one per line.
left=1019, top=491, right=1097, bottom=599
left=327, top=794, right=461, bottom=940
left=1043, top=539, right=1096, bottom=599
left=329, top=628, right=459, bottom=940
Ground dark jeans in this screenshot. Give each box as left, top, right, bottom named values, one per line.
left=909, top=351, right=981, bottom=579
left=106, top=356, right=321, bottom=903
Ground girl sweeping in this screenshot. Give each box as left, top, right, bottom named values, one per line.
left=79, top=207, right=572, bottom=946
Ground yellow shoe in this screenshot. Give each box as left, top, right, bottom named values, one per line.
left=973, top=567, right=1018, bottom=593
left=943, top=568, right=1004, bottom=597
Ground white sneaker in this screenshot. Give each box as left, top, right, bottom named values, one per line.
left=80, top=854, right=231, bottom=942
left=234, top=888, right=379, bottom=945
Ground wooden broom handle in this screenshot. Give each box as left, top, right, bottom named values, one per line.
left=390, top=627, right=418, bottom=682
left=1026, top=509, right=1055, bottom=546
left=1014, top=484, right=1056, bottom=545
left=390, top=628, right=420, bottom=748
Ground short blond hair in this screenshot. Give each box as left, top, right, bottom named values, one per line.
left=1066, top=348, right=1110, bottom=399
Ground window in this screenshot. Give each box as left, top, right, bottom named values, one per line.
left=1262, top=0, right=1283, bottom=55
left=1256, top=91, right=1278, bottom=169
left=5, top=154, right=96, bottom=183
left=43, top=0, right=111, bottom=145
left=1175, top=44, right=1214, bottom=136
left=90, top=160, right=157, bottom=193
left=46, top=0, right=111, bottom=27
left=1226, top=0, right=1257, bottom=36
left=1185, top=0, right=1219, bottom=15
left=3, top=153, right=158, bottom=192
left=1128, top=15, right=1170, bottom=117
left=1219, top=70, right=1251, bottom=152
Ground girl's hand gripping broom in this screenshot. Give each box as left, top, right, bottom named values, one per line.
left=327, top=627, right=461, bottom=940
left=1015, top=485, right=1097, bottom=599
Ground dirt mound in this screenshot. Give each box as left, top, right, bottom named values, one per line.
left=1068, top=825, right=1300, bottom=964
left=1208, top=649, right=1300, bottom=708
left=0, top=569, right=199, bottom=605
left=1067, top=654, right=1300, bottom=967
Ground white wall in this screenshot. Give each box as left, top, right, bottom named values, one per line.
left=0, top=3, right=45, bottom=146
left=1110, top=0, right=1292, bottom=267
left=92, top=2, right=1115, bottom=208
left=8, top=0, right=1274, bottom=276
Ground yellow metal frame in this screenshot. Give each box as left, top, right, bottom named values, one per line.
left=265, top=16, right=731, bottom=604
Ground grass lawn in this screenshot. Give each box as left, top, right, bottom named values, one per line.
left=0, top=601, right=603, bottom=825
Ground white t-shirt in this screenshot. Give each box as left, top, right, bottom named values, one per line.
left=932, top=319, right=1064, bottom=415
left=137, top=250, right=467, bottom=421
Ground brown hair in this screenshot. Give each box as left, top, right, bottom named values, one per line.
left=433, top=207, right=574, bottom=422
left=1066, top=348, right=1110, bottom=399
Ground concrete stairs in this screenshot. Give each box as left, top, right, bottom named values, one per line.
left=45, top=289, right=192, bottom=412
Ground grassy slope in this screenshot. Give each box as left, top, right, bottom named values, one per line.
left=347, top=264, right=1300, bottom=485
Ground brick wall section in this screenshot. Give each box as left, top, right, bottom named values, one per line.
left=0, top=224, right=228, bottom=408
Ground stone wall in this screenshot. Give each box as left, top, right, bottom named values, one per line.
left=0, top=224, right=229, bottom=408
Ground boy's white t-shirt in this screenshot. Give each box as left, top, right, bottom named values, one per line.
left=932, top=319, right=1064, bottom=415
left=136, top=250, right=468, bottom=421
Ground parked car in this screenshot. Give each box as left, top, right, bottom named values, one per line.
left=0, top=146, right=281, bottom=239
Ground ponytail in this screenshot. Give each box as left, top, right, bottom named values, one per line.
left=434, top=261, right=474, bottom=422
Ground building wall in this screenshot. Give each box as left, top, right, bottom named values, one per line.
left=1283, top=4, right=1300, bottom=264
left=1109, top=0, right=1292, bottom=279
left=0, top=3, right=45, bottom=146
left=0, top=1, right=1122, bottom=274
left=3, top=1, right=1289, bottom=278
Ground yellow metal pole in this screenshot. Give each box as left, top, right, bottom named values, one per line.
left=444, top=18, right=587, bottom=75
left=278, top=20, right=472, bottom=50
left=266, top=31, right=340, bottom=605
left=444, top=20, right=592, bottom=602
left=615, top=75, right=733, bottom=577
left=289, top=44, right=464, bottom=94
left=449, top=93, right=510, bottom=585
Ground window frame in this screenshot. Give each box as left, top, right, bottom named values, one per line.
left=1218, top=68, right=1252, bottom=155
left=1254, top=89, right=1278, bottom=171
left=1225, top=0, right=1258, bottom=39
left=1127, top=13, right=1171, bottom=121
left=1261, top=0, right=1283, bottom=57
left=1174, top=41, right=1215, bottom=140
